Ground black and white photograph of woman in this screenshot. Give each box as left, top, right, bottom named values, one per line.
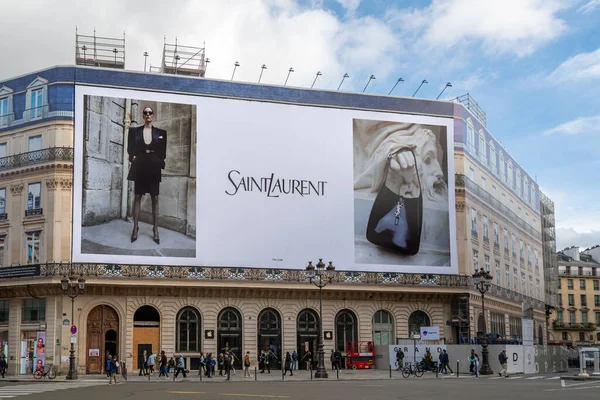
left=79, top=95, right=197, bottom=259
left=127, top=106, right=167, bottom=244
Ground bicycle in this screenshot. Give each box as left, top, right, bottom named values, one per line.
left=33, top=364, right=56, bottom=380
left=401, top=362, right=424, bottom=378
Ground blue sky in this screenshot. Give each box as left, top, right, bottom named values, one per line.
left=1, top=0, right=599, bottom=249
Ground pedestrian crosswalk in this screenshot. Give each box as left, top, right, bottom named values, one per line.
left=487, top=375, right=561, bottom=381
left=0, top=382, right=105, bottom=398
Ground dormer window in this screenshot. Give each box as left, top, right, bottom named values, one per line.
left=0, top=86, right=14, bottom=128
left=25, top=77, right=48, bottom=121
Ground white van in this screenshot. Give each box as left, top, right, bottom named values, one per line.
left=579, top=347, right=599, bottom=367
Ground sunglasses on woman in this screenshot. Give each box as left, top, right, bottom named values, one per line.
left=143, top=110, right=153, bottom=115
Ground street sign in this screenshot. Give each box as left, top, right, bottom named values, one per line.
left=70, top=325, right=77, bottom=335
left=70, top=334, right=77, bottom=344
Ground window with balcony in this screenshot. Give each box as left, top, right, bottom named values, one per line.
left=0, top=299, right=7, bottom=322
left=508, top=163, right=514, bottom=188
left=513, top=269, right=518, bottom=291
left=582, top=311, right=588, bottom=324
left=596, top=312, right=600, bottom=326
left=568, top=279, right=574, bottom=290
left=519, top=240, right=524, bottom=262
left=595, top=280, right=600, bottom=291
left=568, top=294, right=575, bottom=306
left=471, top=208, right=477, bottom=237
left=0, top=187, right=6, bottom=218
left=557, top=310, right=563, bottom=323
left=481, top=177, right=487, bottom=192
left=529, top=275, right=534, bottom=297
left=0, top=142, right=6, bottom=159
left=534, top=250, right=539, bottom=273
left=22, top=298, right=45, bottom=322
left=495, top=260, right=501, bottom=284
left=489, top=143, right=497, bottom=174
left=579, top=332, right=586, bottom=342
left=485, top=254, right=490, bottom=272
left=31, top=89, right=43, bottom=119
left=473, top=249, right=479, bottom=270
left=512, top=234, right=517, bottom=257
left=580, top=280, right=586, bottom=290
left=503, top=229, right=509, bottom=252
left=506, top=269, right=510, bottom=289
left=483, top=216, right=489, bottom=242
left=595, top=295, right=600, bottom=307
left=467, top=120, right=475, bottom=153
left=521, top=272, right=526, bottom=293
left=493, top=223, right=499, bottom=247
left=26, top=231, right=40, bottom=264
left=0, top=235, right=5, bottom=267
left=499, top=152, right=505, bottom=181
left=26, top=183, right=41, bottom=216
left=536, top=279, right=540, bottom=299
left=469, top=167, right=475, bottom=181
left=527, top=245, right=532, bottom=266
left=517, top=170, right=522, bottom=197
left=478, top=131, right=487, bottom=163
left=569, top=310, right=576, bottom=323
left=581, top=295, right=587, bottom=307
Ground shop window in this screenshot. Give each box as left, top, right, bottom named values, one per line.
left=0, top=299, right=8, bottom=322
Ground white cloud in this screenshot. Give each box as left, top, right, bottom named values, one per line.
left=556, top=228, right=600, bottom=250
left=546, top=48, right=600, bottom=82
left=387, top=0, right=569, bottom=57
left=0, top=0, right=399, bottom=89
left=578, top=0, right=600, bottom=13
left=543, top=115, right=600, bottom=135
left=336, top=0, right=361, bottom=13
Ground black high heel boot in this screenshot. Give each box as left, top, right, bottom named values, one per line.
left=153, top=227, right=160, bottom=245
left=131, top=227, right=139, bottom=243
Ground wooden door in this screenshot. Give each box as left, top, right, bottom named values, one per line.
left=86, top=305, right=119, bottom=374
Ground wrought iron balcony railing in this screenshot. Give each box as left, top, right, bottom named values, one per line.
left=25, top=208, right=43, bottom=217
left=456, top=174, right=541, bottom=238
left=0, top=147, right=73, bottom=170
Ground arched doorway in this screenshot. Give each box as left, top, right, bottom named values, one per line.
left=297, top=309, right=319, bottom=370
left=218, top=308, right=242, bottom=369
left=336, top=309, right=358, bottom=369
left=86, top=305, right=119, bottom=374
left=257, top=308, right=282, bottom=369
left=408, top=310, right=431, bottom=337
left=176, top=307, right=201, bottom=353
left=133, top=306, right=160, bottom=371
left=372, top=310, right=394, bottom=345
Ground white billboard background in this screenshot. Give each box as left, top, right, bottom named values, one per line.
left=73, top=85, right=457, bottom=273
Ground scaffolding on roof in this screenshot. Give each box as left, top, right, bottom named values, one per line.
left=161, top=37, right=207, bottom=77
left=75, top=28, right=125, bottom=69
left=453, top=93, right=487, bottom=127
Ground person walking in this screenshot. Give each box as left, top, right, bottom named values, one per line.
left=148, top=353, right=156, bottom=374
left=498, top=349, right=509, bottom=377
left=225, top=351, right=233, bottom=381
left=175, top=355, right=187, bottom=379
left=109, top=355, right=119, bottom=385
left=396, top=348, right=405, bottom=371
left=284, top=352, right=293, bottom=376
left=244, top=351, right=251, bottom=378
left=218, top=353, right=224, bottom=376
left=105, top=354, right=112, bottom=379
left=302, top=350, right=312, bottom=371
left=1, top=353, right=8, bottom=378
left=159, top=351, right=168, bottom=378
left=469, top=353, right=480, bottom=378
left=334, top=349, right=342, bottom=371
left=469, top=349, right=476, bottom=374
left=139, top=350, right=148, bottom=376
left=438, top=349, right=453, bottom=374
left=330, top=350, right=336, bottom=371
left=291, top=351, right=298, bottom=371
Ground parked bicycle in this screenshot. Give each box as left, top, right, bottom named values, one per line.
left=402, top=362, right=424, bottom=378
left=33, top=364, right=56, bottom=380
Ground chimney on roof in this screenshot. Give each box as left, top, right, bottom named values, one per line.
left=564, top=246, right=580, bottom=261
left=582, top=246, right=600, bottom=263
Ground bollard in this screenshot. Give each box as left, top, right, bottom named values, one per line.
left=310, top=366, right=313, bottom=380
left=436, top=364, right=439, bottom=378
left=456, top=361, right=459, bottom=378
left=337, top=366, right=339, bottom=380
left=173, top=368, right=176, bottom=381
left=148, top=370, right=150, bottom=381
left=389, top=365, right=392, bottom=378
left=282, top=366, right=284, bottom=381
left=255, top=367, right=257, bottom=381
left=199, top=368, right=202, bottom=381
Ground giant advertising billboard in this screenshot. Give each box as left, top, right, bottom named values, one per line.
left=73, top=86, right=457, bottom=273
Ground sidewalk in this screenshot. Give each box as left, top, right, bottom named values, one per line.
left=1, top=368, right=442, bottom=383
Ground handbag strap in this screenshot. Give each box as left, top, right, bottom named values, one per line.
left=384, top=147, right=422, bottom=198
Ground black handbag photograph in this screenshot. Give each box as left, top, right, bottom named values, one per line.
left=366, top=147, right=423, bottom=255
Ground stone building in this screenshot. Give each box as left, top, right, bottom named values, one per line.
left=0, top=66, right=550, bottom=376
left=549, top=246, right=600, bottom=346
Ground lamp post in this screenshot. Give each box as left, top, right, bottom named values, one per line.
left=258, top=64, right=267, bottom=83
left=412, top=79, right=428, bottom=97
left=363, top=75, right=376, bottom=92
left=472, top=267, right=493, bottom=375
left=436, top=82, right=452, bottom=99
left=143, top=52, right=149, bottom=72
left=337, top=73, right=349, bottom=90
left=311, top=71, right=322, bottom=88
left=388, top=77, right=404, bottom=95
left=284, top=67, right=294, bottom=86
left=306, top=259, right=335, bottom=378
left=231, top=61, right=240, bottom=81
left=61, top=276, right=86, bottom=380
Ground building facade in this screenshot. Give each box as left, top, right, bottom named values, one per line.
left=0, top=65, right=549, bottom=376
left=550, top=246, right=600, bottom=346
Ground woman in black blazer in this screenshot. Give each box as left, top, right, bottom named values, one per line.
left=127, top=106, right=167, bottom=244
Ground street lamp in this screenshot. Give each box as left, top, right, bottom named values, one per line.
left=61, top=276, right=86, bottom=380
left=363, top=74, right=376, bottom=92
left=258, top=64, right=267, bottom=83
left=311, top=71, right=322, bottom=88
left=231, top=61, right=240, bottom=81
left=143, top=52, right=149, bottom=72
left=81, top=45, right=88, bottom=66
left=436, top=82, right=452, bottom=99
left=113, top=48, right=118, bottom=66
left=306, top=259, right=335, bottom=379
left=337, top=73, right=349, bottom=90
left=388, top=77, right=404, bottom=95
left=472, top=267, right=494, bottom=375
left=412, top=79, right=428, bottom=97
left=284, top=67, right=294, bottom=86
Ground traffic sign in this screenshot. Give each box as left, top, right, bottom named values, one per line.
left=70, top=325, right=77, bottom=335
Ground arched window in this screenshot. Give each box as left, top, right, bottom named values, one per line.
left=336, top=309, right=358, bottom=352
left=133, top=305, right=160, bottom=327
left=176, top=307, right=200, bottom=353
left=372, top=310, right=394, bottom=345
left=297, top=309, right=319, bottom=370
left=408, top=311, right=431, bottom=337
left=218, top=308, right=241, bottom=332
left=217, top=308, right=243, bottom=368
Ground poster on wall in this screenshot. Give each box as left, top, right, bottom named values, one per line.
left=73, top=86, right=458, bottom=274
left=506, top=345, right=524, bottom=374
left=419, top=327, right=440, bottom=341
left=19, top=340, right=28, bottom=375
left=34, top=331, right=46, bottom=373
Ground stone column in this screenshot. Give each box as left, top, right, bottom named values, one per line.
left=9, top=183, right=24, bottom=264
left=7, top=298, right=21, bottom=375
